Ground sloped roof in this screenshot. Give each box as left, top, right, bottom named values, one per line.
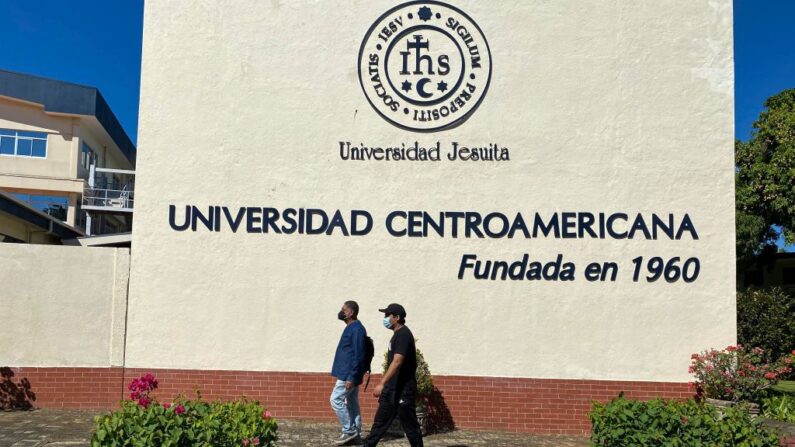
left=0, top=69, right=136, bottom=165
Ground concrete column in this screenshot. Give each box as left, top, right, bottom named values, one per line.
left=69, top=120, right=81, bottom=179
left=66, top=193, right=78, bottom=226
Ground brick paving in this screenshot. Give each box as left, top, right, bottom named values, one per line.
left=0, top=409, right=590, bottom=447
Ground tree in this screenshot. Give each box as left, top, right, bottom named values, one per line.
left=736, top=288, right=795, bottom=362
left=735, top=88, right=795, bottom=262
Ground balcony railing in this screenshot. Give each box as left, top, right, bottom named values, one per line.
left=82, top=187, right=134, bottom=210
left=82, top=165, right=135, bottom=215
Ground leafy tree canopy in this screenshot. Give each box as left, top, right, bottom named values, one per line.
left=736, top=88, right=795, bottom=261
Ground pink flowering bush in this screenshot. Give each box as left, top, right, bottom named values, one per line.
left=127, top=373, right=158, bottom=408
left=689, top=346, right=795, bottom=403
left=92, top=374, right=278, bottom=446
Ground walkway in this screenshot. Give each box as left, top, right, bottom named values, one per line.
left=0, top=409, right=589, bottom=446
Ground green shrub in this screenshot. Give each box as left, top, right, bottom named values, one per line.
left=737, top=287, right=795, bottom=362
left=763, top=395, right=795, bottom=423
left=92, top=399, right=277, bottom=447
left=590, top=395, right=779, bottom=446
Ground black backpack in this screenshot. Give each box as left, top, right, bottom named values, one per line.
left=362, top=336, right=375, bottom=390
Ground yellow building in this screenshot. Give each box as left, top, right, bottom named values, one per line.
left=0, top=69, right=136, bottom=238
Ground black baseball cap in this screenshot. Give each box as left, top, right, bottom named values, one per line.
left=378, top=303, right=406, bottom=318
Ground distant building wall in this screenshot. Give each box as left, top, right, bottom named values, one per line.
left=739, top=254, right=795, bottom=290
left=0, top=97, right=80, bottom=187
left=0, top=94, right=134, bottom=230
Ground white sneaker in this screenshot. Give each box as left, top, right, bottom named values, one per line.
left=334, top=432, right=359, bottom=445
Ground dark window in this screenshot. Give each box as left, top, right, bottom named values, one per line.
left=783, top=267, right=795, bottom=285
left=744, top=270, right=764, bottom=287
left=11, top=193, right=68, bottom=222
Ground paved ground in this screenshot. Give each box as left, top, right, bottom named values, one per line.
left=0, top=409, right=589, bottom=447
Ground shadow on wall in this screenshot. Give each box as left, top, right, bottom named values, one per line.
left=0, top=367, right=36, bottom=410
left=426, top=386, right=455, bottom=434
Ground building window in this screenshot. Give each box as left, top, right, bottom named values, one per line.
left=783, top=267, right=795, bottom=285
left=11, top=193, right=68, bottom=222
left=81, top=142, right=96, bottom=170
left=744, top=270, right=763, bottom=287
left=0, top=128, right=47, bottom=158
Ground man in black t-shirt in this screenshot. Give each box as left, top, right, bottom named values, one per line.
left=364, top=303, right=424, bottom=447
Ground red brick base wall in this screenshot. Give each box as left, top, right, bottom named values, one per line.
left=3, top=367, right=693, bottom=435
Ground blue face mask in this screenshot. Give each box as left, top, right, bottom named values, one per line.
left=383, top=317, right=393, bottom=329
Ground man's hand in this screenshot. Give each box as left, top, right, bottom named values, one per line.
left=345, top=380, right=354, bottom=390
left=373, top=383, right=384, bottom=398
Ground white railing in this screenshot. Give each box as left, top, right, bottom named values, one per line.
left=83, top=163, right=136, bottom=235
left=83, top=186, right=134, bottom=210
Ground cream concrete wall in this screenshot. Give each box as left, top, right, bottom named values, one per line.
left=0, top=245, right=129, bottom=367
left=129, top=0, right=735, bottom=382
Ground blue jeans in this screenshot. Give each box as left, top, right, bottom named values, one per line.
left=330, top=379, right=361, bottom=436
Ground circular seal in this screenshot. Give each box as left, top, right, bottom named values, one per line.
left=358, top=1, right=492, bottom=132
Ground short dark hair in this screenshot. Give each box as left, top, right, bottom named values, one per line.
left=387, top=313, right=405, bottom=325
left=344, top=300, right=359, bottom=318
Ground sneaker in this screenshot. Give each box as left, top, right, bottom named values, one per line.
left=334, top=432, right=359, bottom=445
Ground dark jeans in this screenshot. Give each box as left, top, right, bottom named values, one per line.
left=364, top=386, right=423, bottom=447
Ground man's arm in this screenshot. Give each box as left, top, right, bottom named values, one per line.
left=380, top=353, right=404, bottom=385
left=346, top=326, right=365, bottom=385
left=373, top=353, right=404, bottom=397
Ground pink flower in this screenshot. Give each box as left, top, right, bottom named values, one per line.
left=252, top=437, right=260, bottom=446
left=727, top=345, right=738, bottom=352
left=242, top=439, right=250, bottom=446
left=688, top=366, right=695, bottom=374
left=764, top=372, right=776, bottom=380
left=162, top=402, right=171, bottom=409
left=263, top=410, right=272, bottom=419
left=174, top=404, right=186, bottom=415
left=138, top=397, right=151, bottom=408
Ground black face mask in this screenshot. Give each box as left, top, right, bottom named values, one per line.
left=338, top=310, right=347, bottom=321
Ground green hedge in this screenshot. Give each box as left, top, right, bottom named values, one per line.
left=590, top=395, right=778, bottom=446
left=737, top=287, right=795, bottom=362
left=92, top=399, right=277, bottom=447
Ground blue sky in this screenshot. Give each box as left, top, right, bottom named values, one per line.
left=734, top=0, right=795, bottom=140
left=1, top=1, right=792, bottom=145
left=0, top=0, right=144, bottom=143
